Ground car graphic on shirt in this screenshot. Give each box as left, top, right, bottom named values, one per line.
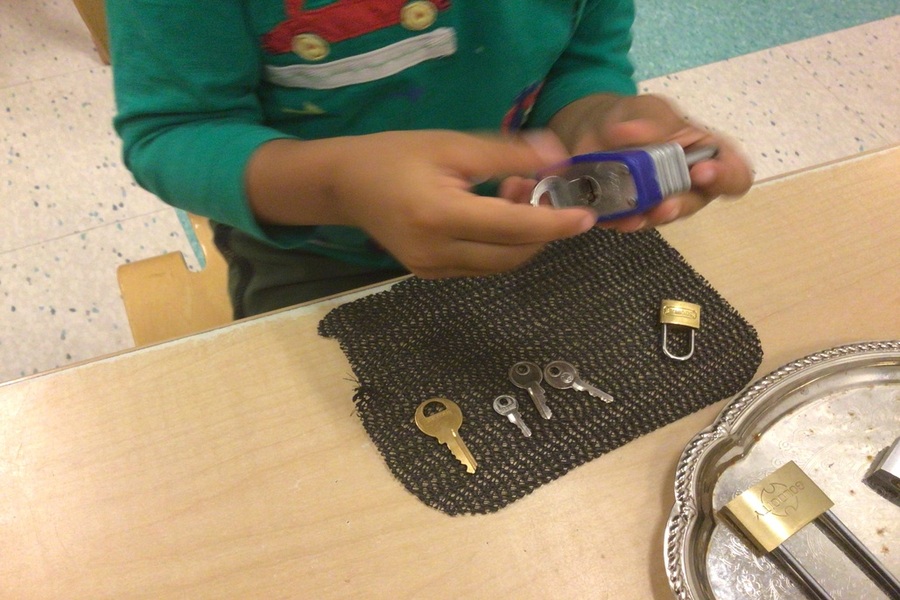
left=260, top=0, right=533, bottom=134
left=263, top=0, right=452, bottom=58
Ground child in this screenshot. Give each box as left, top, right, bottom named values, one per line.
left=107, top=1, right=752, bottom=318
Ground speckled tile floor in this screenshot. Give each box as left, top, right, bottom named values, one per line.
left=1, top=4, right=898, bottom=384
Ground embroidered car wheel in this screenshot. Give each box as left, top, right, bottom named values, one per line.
left=400, top=1, right=438, bottom=31
left=292, top=33, right=330, bottom=61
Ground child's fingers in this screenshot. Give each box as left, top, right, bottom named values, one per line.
left=497, top=176, right=539, bottom=204
left=690, top=146, right=754, bottom=199
left=437, top=130, right=569, bottom=180
left=433, top=189, right=596, bottom=245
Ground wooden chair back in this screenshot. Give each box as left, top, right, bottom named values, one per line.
left=117, top=215, right=232, bottom=346
left=72, top=0, right=110, bottom=64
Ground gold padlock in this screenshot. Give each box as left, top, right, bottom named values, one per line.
left=720, top=461, right=833, bottom=554
left=660, top=299, right=700, bottom=360
left=718, top=461, right=900, bottom=598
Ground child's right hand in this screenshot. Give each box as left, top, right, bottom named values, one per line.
left=245, top=130, right=597, bottom=279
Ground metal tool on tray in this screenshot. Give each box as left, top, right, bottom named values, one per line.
left=530, top=143, right=718, bottom=221
left=865, top=435, right=900, bottom=506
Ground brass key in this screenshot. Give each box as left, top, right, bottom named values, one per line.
left=414, top=398, right=477, bottom=474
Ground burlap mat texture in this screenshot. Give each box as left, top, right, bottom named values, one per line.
left=318, top=228, right=763, bottom=515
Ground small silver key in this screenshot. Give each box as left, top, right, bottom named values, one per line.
left=543, top=360, right=614, bottom=404
left=493, top=394, right=532, bottom=437
left=509, top=361, right=552, bottom=420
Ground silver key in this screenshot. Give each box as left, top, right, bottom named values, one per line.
left=493, top=394, right=532, bottom=437
left=543, top=360, right=614, bottom=404
left=509, top=361, right=552, bottom=419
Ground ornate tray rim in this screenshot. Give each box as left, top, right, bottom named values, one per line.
left=663, top=340, right=900, bottom=600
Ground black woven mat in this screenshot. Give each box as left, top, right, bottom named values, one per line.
left=318, top=228, right=762, bottom=515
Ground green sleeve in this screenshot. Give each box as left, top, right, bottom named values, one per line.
left=529, top=0, right=638, bottom=126
left=107, top=0, right=289, bottom=240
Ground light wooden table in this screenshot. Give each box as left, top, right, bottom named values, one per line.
left=2, top=147, right=898, bottom=599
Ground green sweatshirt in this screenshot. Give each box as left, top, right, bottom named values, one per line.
left=108, top=0, right=637, bottom=267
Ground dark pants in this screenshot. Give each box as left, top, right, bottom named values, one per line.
left=211, top=223, right=408, bottom=319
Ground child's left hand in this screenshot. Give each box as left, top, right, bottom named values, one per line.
left=546, top=93, right=754, bottom=232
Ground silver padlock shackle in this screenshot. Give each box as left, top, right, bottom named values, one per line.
left=661, top=325, right=695, bottom=361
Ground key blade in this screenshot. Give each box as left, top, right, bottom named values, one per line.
left=444, top=432, right=477, bottom=474
left=586, top=387, right=615, bottom=403
left=572, top=380, right=615, bottom=403
left=514, top=419, right=532, bottom=438
left=506, top=413, right=532, bottom=437
left=528, top=385, right=553, bottom=420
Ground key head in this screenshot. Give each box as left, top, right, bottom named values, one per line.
left=509, top=361, right=542, bottom=388
left=415, top=398, right=463, bottom=443
left=492, top=394, right=519, bottom=416
left=543, top=360, right=577, bottom=389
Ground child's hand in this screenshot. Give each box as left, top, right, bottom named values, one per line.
left=333, top=131, right=601, bottom=278
left=549, top=94, right=754, bottom=232
left=246, top=131, right=597, bottom=279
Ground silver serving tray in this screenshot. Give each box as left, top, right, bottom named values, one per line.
left=665, top=341, right=900, bottom=599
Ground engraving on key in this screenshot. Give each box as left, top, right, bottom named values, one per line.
left=509, top=361, right=552, bottom=420
left=543, top=360, right=614, bottom=404
left=414, top=398, right=477, bottom=474
left=492, top=394, right=532, bottom=437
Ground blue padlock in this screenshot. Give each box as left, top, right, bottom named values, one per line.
left=530, top=143, right=717, bottom=221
